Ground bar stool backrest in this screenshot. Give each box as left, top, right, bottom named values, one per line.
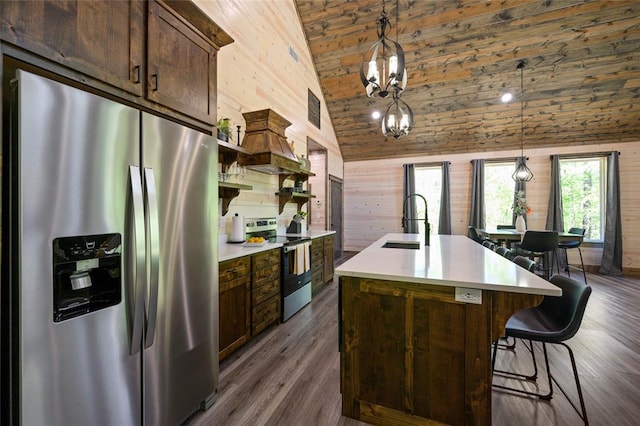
left=520, top=231, right=559, bottom=253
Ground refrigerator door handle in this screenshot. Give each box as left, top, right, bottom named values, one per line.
left=144, top=167, right=160, bottom=348
left=129, top=165, right=147, bottom=355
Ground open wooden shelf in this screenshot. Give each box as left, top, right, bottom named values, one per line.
left=219, top=181, right=253, bottom=216
left=218, top=139, right=252, bottom=216
left=275, top=191, right=315, bottom=214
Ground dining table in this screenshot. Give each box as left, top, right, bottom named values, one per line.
left=476, top=227, right=584, bottom=246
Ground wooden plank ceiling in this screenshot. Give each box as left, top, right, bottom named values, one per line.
left=294, top=0, right=640, bottom=162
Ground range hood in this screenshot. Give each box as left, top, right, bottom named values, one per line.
left=237, top=109, right=301, bottom=174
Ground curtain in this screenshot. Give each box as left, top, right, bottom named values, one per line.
left=546, top=155, right=565, bottom=271
left=402, top=164, right=419, bottom=233
left=600, top=152, right=623, bottom=275
left=439, top=162, right=452, bottom=234
left=469, top=159, right=485, bottom=229
left=512, top=156, right=528, bottom=224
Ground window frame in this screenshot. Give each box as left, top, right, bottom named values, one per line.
left=414, top=164, right=443, bottom=234
left=483, top=160, right=517, bottom=229
left=558, top=155, right=607, bottom=243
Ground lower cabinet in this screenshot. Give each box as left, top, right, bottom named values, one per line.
left=323, top=234, right=335, bottom=284
left=311, top=234, right=335, bottom=295
left=218, top=248, right=281, bottom=360
left=251, top=249, right=281, bottom=336
left=311, top=239, right=324, bottom=294
left=219, top=256, right=251, bottom=361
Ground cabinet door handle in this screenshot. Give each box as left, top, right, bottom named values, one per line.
left=133, top=65, right=141, bottom=84
left=152, top=74, right=158, bottom=91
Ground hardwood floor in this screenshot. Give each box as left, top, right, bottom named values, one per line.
left=186, top=258, right=640, bottom=425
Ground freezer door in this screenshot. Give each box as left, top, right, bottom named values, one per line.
left=16, top=70, right=142, bottom=425
left=141, top=113, right=218, bottom=426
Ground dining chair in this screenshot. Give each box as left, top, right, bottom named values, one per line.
left=492, top=275, right=591, bottom=425
left=558, top=227, right=587, bottom=284
left=516, top=231, right=559, bottom=280
left=467, top=226, right=484, bottom=244
left=482, top=240, right=496, bottom=251
left=495, top=246, right=514, bottom=260
left=512, top=255, right=536, bottom=272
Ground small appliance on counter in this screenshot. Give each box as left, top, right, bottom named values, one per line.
left=286, top=212, right=306, bottom=234
left=229, top=213, right=245, bottom=243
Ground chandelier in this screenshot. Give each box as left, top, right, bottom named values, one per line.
left=382, top=88, right=414, bottom=138
left=359, top=0, right=407, bottom=98
left=512, top=60, right=534, bottom=182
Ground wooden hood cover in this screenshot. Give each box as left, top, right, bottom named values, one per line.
left=238, top=109, right=300, bottom=174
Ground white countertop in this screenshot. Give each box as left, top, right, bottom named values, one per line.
left=219, top=242, right=283, bottom=262
left=335, top=233, right=561, bottom=296
left=284, top=229, right=336, bottom=239
left=218, top=229, right=335, bottom=262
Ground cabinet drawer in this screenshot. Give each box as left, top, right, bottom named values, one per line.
left=252, top=278, right=280, bottom=306
left=252, top=295, right=280, bottom=336
left=253, top=264, right=280, bottom=287
left=219, top=256, right=251, bottom=282
left=311, top=244, right=323, bottom=261
left=252, top=249, right=280, bottom=272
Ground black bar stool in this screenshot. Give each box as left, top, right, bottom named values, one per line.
left=492, top=275, right=592, bottom=425
left=516, top=231, right=559, bottom=280
left=558, top=227, right=587, bottom=284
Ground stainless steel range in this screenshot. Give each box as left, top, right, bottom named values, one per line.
left=244, top=218, right=312, bottom=321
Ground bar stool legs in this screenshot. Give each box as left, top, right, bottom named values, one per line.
left=558, top=246, right=588, bottom=284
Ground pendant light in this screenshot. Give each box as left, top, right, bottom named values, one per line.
left=382, top=87, right=414, bottom=138
left=359, top=0, right=407, bottom=98
left=512, top=60, right=534, bottom=182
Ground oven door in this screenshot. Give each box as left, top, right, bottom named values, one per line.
left=281, top=243, right=312, bottom=320
left=282, top=244, right=312, bottom=297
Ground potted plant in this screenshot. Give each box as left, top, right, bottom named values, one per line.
left=216, top=117, right=232, bottom=142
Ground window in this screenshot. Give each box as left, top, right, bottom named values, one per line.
left=559, top=157, right=605, bottom=242
left=415, top=166, right=442, bottom=234
left=484, top=162, right=516, bottom=228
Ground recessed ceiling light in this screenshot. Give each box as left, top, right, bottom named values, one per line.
left=372, top=111, right=381, bottom=119
left=501, top=92, right=513, bottom=103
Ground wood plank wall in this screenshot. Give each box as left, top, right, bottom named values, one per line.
left=308, top=151, right=327, bottom=229
left=343, top=141, right=640, bottom=273
left=194, top=0, right=344, bottom=231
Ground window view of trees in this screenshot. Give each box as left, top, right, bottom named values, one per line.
left=484, top=162, right=516, bottom=228
left=560, top=158, right=604, bottom=241
left=415, top=166, right=442, bottom=234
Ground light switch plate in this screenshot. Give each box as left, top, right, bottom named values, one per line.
left=455, top=287, right=482, bottom=304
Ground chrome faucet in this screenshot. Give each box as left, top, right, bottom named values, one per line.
left=402, top=193, right=430, bottom=246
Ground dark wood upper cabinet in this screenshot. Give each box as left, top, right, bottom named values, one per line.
left=1, top=0, right=145, bottom=96
left=147, top=0, right=216, bottom=124
left=1, top=0, right=233, bottom=127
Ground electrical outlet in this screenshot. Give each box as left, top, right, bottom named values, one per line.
left=455, top=287, right=482, bottom=304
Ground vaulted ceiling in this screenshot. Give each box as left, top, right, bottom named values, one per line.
left=294, top=0, right=640, bottom=162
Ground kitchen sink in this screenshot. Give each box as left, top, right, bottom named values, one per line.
left=382, top=241, right=420, bottom=249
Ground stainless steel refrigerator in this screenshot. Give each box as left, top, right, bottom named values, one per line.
left=6, top=70, right=218, bottom=425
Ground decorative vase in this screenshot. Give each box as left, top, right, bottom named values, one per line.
left=515, top=215, right=526, bottom=233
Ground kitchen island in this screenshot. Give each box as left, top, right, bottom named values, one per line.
left=336, top=233, right=560, bottom=425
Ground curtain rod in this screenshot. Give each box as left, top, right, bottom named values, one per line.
left=469, top=156, right=527, bottom=164
left=404, top=161, right=451, bottom=166
left=550, top=151, right=620, bottom=160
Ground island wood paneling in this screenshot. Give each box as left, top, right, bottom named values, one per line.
left=340, top=275, right=543, bottom=425
left=193, top=0, right=344, bottom=228
left=343, top=141, right=640, bottom=273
